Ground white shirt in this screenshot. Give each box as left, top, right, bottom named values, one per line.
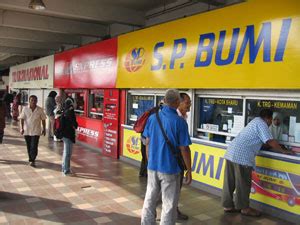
left=19, top=106, right=47, bottom=136
left=177, top=108, right=188, bottom=121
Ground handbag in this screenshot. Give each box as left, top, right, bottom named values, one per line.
left=155, top=111, right=187, bottom=172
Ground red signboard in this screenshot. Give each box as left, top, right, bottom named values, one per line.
left=76, top=116, right=104, bottom=149
left=103, top=89, right=120, bottom=159
left=54, top=38, right=118, bottom=89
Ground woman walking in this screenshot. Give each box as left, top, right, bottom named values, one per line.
left=61, top=99, right=78, bottom=176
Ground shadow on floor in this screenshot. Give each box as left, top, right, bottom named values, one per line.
left=0, top=192, right=141, bottom=224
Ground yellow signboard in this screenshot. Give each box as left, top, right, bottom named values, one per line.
left=122, top=128, right=142, bottom=161
left=117, top=0, right=300, bottom=89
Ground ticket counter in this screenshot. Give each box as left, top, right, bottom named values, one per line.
left=116, top=0, right=300, bottom=222
left=54, top=38, right=120, bottom=159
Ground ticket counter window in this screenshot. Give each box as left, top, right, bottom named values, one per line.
left=89, top=90, right=104, bottom=119
left=246, top=99, right=300, bottom=145
left=156, top=96, right=164, bottom=106
left=127, top=94, right=154, bottom=126
left=196, top=97, right=243, bottom=143
left=67, top=92, right=85, bottom=116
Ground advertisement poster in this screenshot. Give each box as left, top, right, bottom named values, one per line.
left=122, top=127, right=300, bottom=215
left=103, top=89, right=119, bottom=159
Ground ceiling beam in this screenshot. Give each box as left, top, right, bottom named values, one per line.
left=0, top=38, right=64, bottom=50
left=0, top=0, right=145, bottom=26
left=0, top=46, right=50, bottom=56
left=0, top=10, right=108, bottom=37
left=0, top=26, right=81, bottom=45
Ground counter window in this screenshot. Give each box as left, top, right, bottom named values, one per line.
left=246, top=99, right=300, bottom=143
left=89, top=90, right=104, bottom=119
left=127, top=94, right=154, bottom=126
left=67, top=92, right=85, bottom=116
left=195, top=97, right=243, bottom=143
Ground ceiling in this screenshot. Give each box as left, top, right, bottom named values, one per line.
left=0, top=0, right=242, bottom=74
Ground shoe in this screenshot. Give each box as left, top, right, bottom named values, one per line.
left=29, top=162, right=36, bottom=167
left=241, top=208, right=261, bottom=217
left=224, top=208, right=241, bottom=213
left=177, top=209, right=188, bottom=221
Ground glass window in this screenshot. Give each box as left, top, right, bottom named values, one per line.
left=246, top=99, right=300, bottom=143
left=127, top=94, right=154, bottom=126
left=66, top=91, right=85, bottom=116
left=195, top=97, right=243, bottom=143
left=89, top=90, right=104, bottom=119
left=156, top=95, right=164, bottom=106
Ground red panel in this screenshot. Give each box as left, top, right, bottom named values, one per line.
left=102, top=89, right=120, bottom=159
left=76, top=116, right=104, bottom=149
left=54, top=38, right=118, bottom=89
left=119, top=90, right=127, bottom=156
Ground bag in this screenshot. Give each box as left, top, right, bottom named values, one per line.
left=133, top=106, right=160, bottom=133
left=54, top=115, right=64, bottom=139
left=155, top=111, right=187, bottom=171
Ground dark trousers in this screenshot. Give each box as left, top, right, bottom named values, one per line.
left=0, top=130, right=4, bottom=143
left=221, top=159, right=253, bottom=209
left=24, top=135, right=40, bottom=162
left=139, top=142, right=148, bottom=177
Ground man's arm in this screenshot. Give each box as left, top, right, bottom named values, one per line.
left=145, top=137, right=149, bottom=160
left=179, top=146, right=192, bottom=185
left=266, top=139, right=294, bottom=155
left=42, top=120, right=46, bottom=136
left=20, top=119, right=24, bottom=135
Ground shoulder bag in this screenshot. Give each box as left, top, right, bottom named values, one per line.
left=155, top=111, right=187, bottom=172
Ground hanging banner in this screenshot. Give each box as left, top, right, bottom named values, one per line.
left=117, top=0, right=300, bottom=89
left=9, top=55, right=54, bottom=89
left=54, top=38, right=118, bottom=89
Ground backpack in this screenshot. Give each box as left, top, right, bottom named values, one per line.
left=133, top=106, right=160, bottom=133
left=54, top=114, right=64, bottom=139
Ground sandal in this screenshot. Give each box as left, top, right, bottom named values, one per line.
left=241, top=208, right=261, bottom=217
left=224, top=208, right=241, bottom=213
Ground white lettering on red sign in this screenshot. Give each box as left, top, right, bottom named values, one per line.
left=77, top=127, right=99, bottom=139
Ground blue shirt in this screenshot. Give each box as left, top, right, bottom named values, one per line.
left=143, top=105, right=191, bottom=174
left=224, top=117, right=273, bottom=167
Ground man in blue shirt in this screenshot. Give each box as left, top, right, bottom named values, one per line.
left=141, top=89, right=192, bottom=225
left=222, top=109, right=292, bottom=217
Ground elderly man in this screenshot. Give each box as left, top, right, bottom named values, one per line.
left=222, top=109, right=293, bottom=217
left=175, top=92, right=192, bottom=220
left=20, top=95, right=46, bottom=167
left=141, top=89, right=192, bottom=225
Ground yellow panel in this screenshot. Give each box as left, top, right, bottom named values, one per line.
left=117, top=0, right=300, bottom=89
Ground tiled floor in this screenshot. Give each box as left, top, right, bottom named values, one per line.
left=0, top=123, right=295, bottom=225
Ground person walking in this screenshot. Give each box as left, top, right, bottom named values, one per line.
left=222, top=109, right=293, bottom=217
left=61, top=99, right=78, bottom=176
left=45, top=91, right=57, bottom=138
left=53, top=95, right=63, bottom=142
left=12, top=93, right=21, bottom=121
left=0, top=99, right=6, bottom=143
left=3, top=92, right=13, bottom=120
left=19, top=95, right=46, bottom=167
left=141, top=89, right=192, bottom=225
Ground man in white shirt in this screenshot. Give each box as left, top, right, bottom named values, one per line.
left=19, top=95, right=46, bottom=167
left=176, top=93, right=192, bottom=221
